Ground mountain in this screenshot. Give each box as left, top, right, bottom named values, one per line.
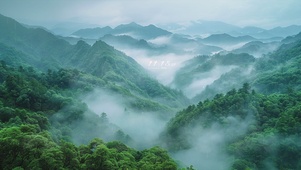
left=100, top=34, right=160, bottom=51
left=2, top=13, right=301, bottom=170
left=161, top=84, right=301, bottom=169
left=71, top=22, right=172, bottom=40
left=167, top=34, right=223, bottom=55
left=240, top=26, right=266, bottom=35
left=199, top=33, right=256, bottom=46
left=252, top=40, right=301, bottom=93
left=281, top=31, right=301, bottom=44
left=99, top=33, right=222, bottom=56
left=230, top=41, right=280, bottom=57
left=49, top=22, right=101, bottom=36
left=71, top=26, right=113, bottom=39
left=229, top=25, right=301, bottom=39
left=168, top=20, right=301, bottom=40
left=0, top=14, right=189, bottom=113
left=191, top=37, right=301, bottom=102
left=171, top=20, right=241, bottom=35
left=266, top=25, right=301, bottom=38
left=0, top=14, right=73, bottom=70
left=174, top=36, right=301, bottom=100
left=0, top=14, right=189, bottom=170
left=172, top=53, right=255, bottom=98
left=0, top=49, right=179, bottom=170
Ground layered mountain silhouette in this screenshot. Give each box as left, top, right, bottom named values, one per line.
left=0, top=14, right=189, bottom=112
left=72, top=22, right=172, bottom=40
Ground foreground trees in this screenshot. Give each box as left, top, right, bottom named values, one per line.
left=0, top=125, right=177, bottom=170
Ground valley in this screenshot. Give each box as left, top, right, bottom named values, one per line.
left=1, top=2, right=301, bottom=169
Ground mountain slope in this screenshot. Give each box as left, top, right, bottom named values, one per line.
left=71, top=26, right=113, bottom=39
left=199, top=33, right=256, bottom=46
left=281, top=31, right=301, bottom=44
left=99, top=34, right=166, bottom=55
left=172, top=20, right=240, bottom=35
left=191, top=37, right=301, bottom=102
left=162, top=84, right=301, bottom=169
left=0, top=57, right=180, bottom=170
left=0, top=14, right=189, bottom=112
left=171, top=20, right=301, bottom=39
left=172, top=53, right=255, bottom=98
left=72, top=22, right=172, bottom=40
left=230, top=41, right=280, bottom=57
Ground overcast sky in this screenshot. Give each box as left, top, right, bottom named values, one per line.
left=0, top=0, right=301, bottom=29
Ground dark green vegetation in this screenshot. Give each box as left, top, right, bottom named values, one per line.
left=163, top=35, right=301, bottom=169
left=0, top=14, right=189, bottom=113
left=0, top=61, right=181, bottom=170
left=230, top=41, right=280, bottom=57
left=0, top=14, right=189, bottom=169
left=173, top=52, right=255, bottom=90
left=163, top=83, right=301, bottom=169
left=182, top=32, right=301, bottom=102
left=1, top=12, right=301, bottom=170
left=0, top=125, right=177, bottom=170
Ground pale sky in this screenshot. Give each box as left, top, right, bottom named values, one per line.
left=0, top=0, right=301, bottom=29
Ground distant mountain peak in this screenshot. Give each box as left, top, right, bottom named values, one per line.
left=205, top=33, right=234, bottom=39
left=92, top=40, right=110, bottom=47
left=115, top=22, right=142, bottom=29
left=75, top=40, right=90, bottom=47
left=72, top=22, right=171, bottom=40
left=146, top=24, right=157, bottom=28
left=103, top=26, right=113, bottom=29
left=128, top=22, right=140, bottom=26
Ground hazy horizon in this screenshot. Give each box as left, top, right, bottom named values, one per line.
left=0, top=0, right=301, bottom=30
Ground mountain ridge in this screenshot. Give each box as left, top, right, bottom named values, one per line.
left=0, top=14, right=189, bottom=112
left=71, top=22, right=172, bottom=40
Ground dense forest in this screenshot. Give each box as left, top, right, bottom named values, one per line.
left=1, top=13, right=301, bottom=170
left=163, top=83, right=301, bottom=169
left=0, top=14, right=187, bottom=170
left=0, top=55, right=180, bottom=170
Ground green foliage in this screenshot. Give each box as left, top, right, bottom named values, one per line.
left=0, top=58, right=179, bottom=169
left=173, top=53, right=255, bottom=89
left=0, top=14, right=189, bottom=113
left=163, top=84, right=301, bottom=169
left=2, top=13, right=301, bottom=170
left=253, top=42, right=301, bottom=93
left=0, top=125, right=176, bottom=170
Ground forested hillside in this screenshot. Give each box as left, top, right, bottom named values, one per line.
left=189, top=37, right=301, bottom=102
left=0, top=57, right=181, bottom=170
left=162, top=83, right=301, bottom=169
left=0, top=14, right=189, bottom=113
left=162, top=35, right=301, bottom=169
left=0, top=14, right=190, bottom=170
left=1, top=10, right=301, bottom=170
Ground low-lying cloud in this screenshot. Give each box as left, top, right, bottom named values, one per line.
left=82, top=89, right=168, bottom=149
left=184, top=65, right=238, bottom=98
left=173, top=114, right=255, bottom=170
left=122, top=49, right=194, bottom=86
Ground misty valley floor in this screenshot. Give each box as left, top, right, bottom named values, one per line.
left=1, top=12, right=301, bottom=170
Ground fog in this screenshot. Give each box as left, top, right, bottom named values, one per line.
left=81, top=89, right=168, bottom=149
left=148, top=35, right=172, bottom=45
left=2, top=0, right=301, bottom=29
left=49, top=31, right=291, bottom=170
left=184, top=65, right=238, bottom=98
left=122, top=49, right=194, bottom=86
left=70, top=87, right=259, bottom=170
left=173, top=114, right=255, bottom=170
